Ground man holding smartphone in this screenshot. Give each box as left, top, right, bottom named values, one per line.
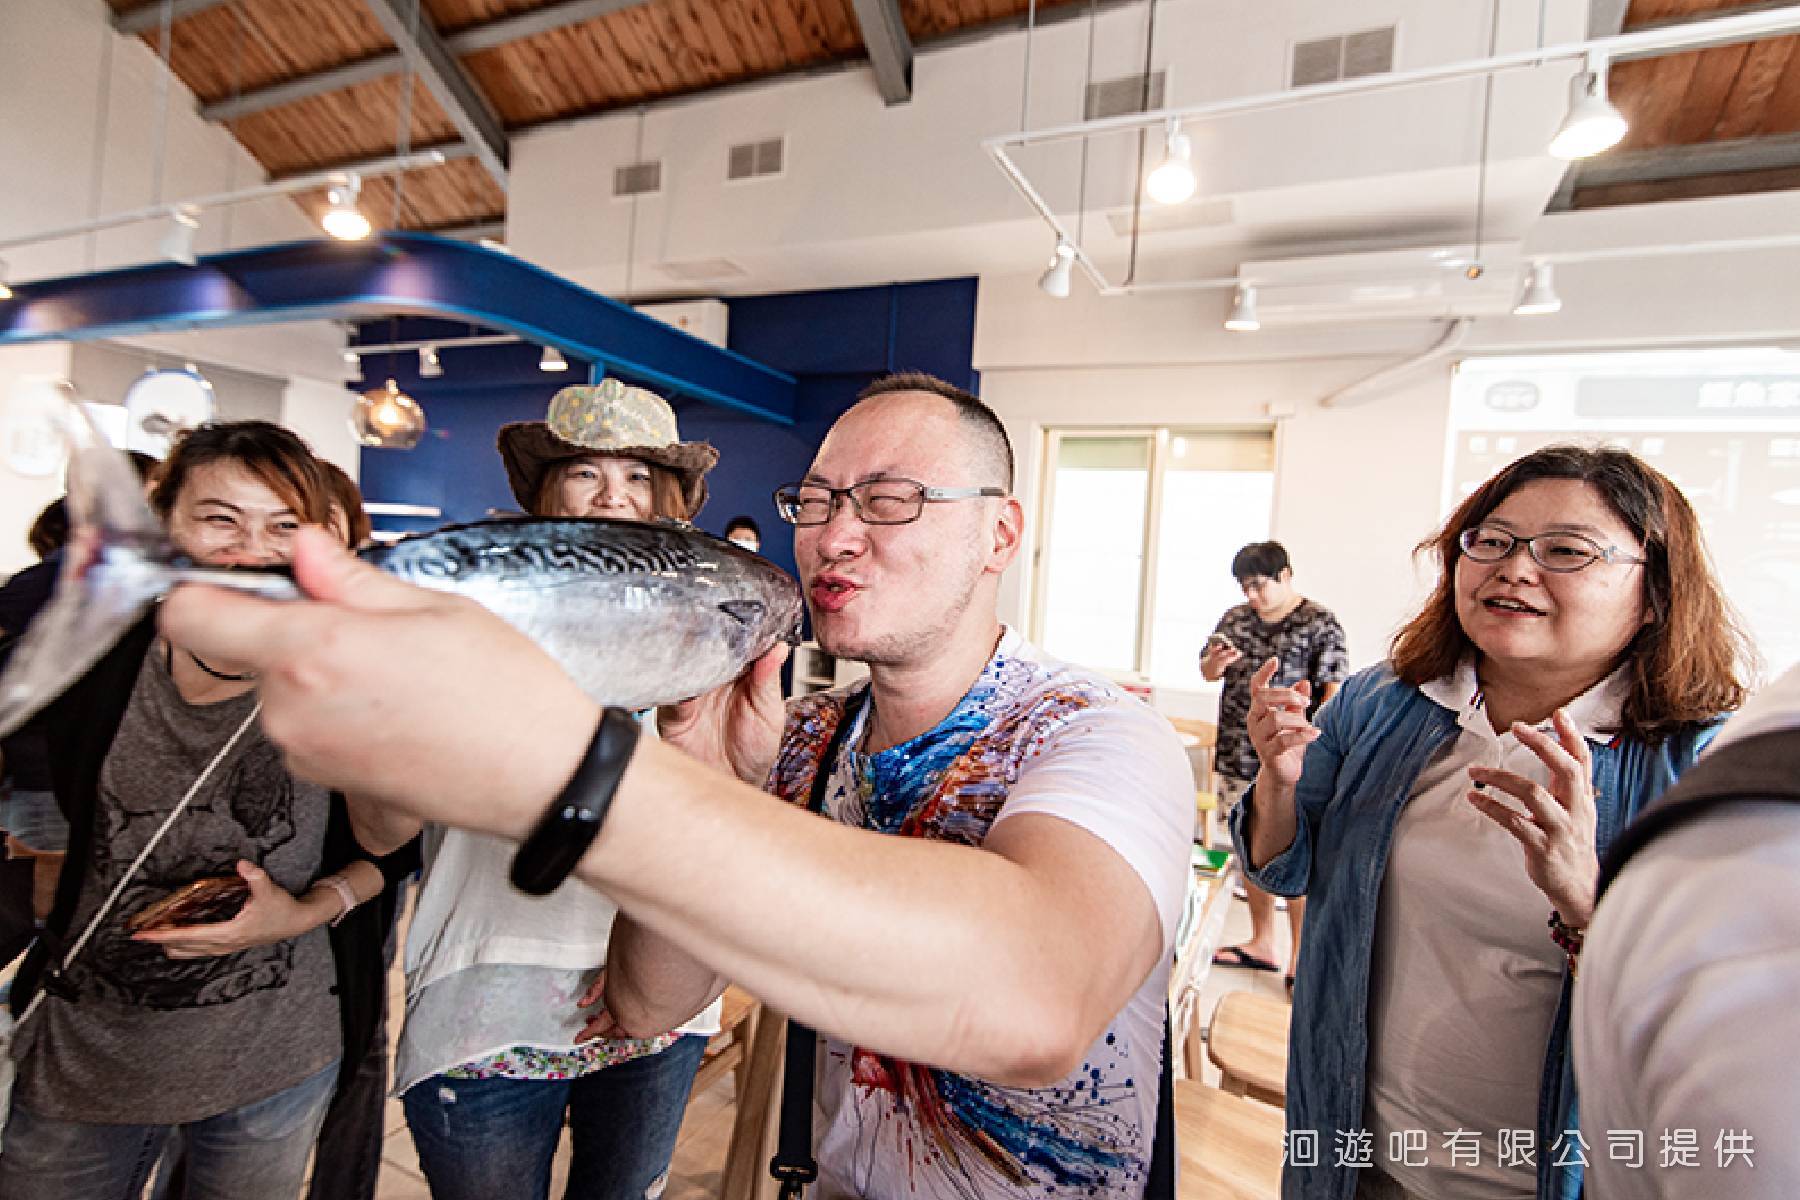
left=1201, top=541, right=1348, bottom=990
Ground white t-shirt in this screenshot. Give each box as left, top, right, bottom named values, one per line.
left=395, top=725, right=721, bottom=1095
left=1364, top=660, right=1625, bottom=1199
left=1576, top=663, right=1800, bottom=1200
left=778, top=628, right=1194, bottom=1200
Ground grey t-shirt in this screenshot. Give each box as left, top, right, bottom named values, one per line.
left=15, top=645, right=340, bottom=1125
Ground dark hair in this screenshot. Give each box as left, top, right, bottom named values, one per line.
left=856, top=372, right=1014, bottom=491
left=1391, top=444, right=1749, bottom=742
left=724, top=515, right=761, bottom=540
left=532, top=457, right=690, bottom=522
left=127, top=451, right=159, bottom=486
left=151, top=421, right=331, bottom=527
left=1231, top=541, right=1290, bottom=583
left=318, top=460, right=372, bottom=547
left=27, top=499, right=68, bottom=560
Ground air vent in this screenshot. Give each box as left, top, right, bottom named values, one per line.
left=727, top=137, right=784, bottom=181
left=613, top=160, right=662, bottom=197
left=659, top=258, right=749, bottom=282
left=1291, top=25, right=1396, bottom=88
left=1084, top=70, right=1166, bottom=120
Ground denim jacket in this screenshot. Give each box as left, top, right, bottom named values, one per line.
left=1230, top=664, right=1716, bottom=1200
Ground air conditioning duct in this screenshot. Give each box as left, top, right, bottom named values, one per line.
left=1237, top=243, right=1525, bottom=326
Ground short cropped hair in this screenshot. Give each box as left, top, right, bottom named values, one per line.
left=856, top=372, right=1013, bottom=492
left=1231, top=541, right=1290, bottom=583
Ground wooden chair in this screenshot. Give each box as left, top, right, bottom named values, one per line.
left=719, top=999, right=788, bottom=1200
left=691, top=985, right=761, bottom=1105
left=1206, top=991, right=1290, bottom=1107
left=1174, top=1079, right=1285, bottom=1199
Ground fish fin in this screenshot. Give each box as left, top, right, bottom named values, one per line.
left=717, top=599, right=766, bottom=626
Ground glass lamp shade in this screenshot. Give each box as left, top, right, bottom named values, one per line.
left=352, top=379, right=427, bottom=449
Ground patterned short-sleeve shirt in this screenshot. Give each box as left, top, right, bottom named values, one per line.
left=1210, top=598, right=1349, bottom=782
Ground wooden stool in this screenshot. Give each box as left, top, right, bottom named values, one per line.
left=1206, top=991, right=1290, bottom=1107
left=691, top=985, right=761, bottom=1105
left=1175, top=1079, right=1285, bottom=1199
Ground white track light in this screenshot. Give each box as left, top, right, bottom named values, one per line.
left=419, top=344, right=443, bottom=378
left=1145, top=122, right=1198, bottom=205
left=322, top=174, right=373, bottom=241
left=1550, top=61, right=1628, bottom=160
left=539, top=345, right=569, bottom=372
left=1037, top=239, right=1076, bottom=299
left=160, top=207, right=200, bottom=266
left=1514, top=262, right=1563, bottom=315
left=1225, top=285, right=1260, bottom=332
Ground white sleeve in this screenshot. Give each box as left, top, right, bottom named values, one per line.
left=1577, top=805, right=1800, bottom=1200
left=989, top=701, right=1196, bottom=954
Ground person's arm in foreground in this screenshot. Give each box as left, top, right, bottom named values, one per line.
left=161, top=530, right=1165, bottom=1086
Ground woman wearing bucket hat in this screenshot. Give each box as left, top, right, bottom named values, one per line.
left=395, top=381, right=723, bottom=1200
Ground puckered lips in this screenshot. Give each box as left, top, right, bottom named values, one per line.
left=810, top=572, right=862, bottom=613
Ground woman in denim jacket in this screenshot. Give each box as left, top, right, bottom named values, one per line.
left=1231, top=446, right=1749, bottom=1200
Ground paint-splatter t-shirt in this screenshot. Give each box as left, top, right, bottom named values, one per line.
left=767, top=627, right=1194, bottom=1200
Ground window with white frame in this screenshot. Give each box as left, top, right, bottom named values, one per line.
left=1450, top=349, right=1800, bottom=676
left=1032, top=427, right=1276, bottom=689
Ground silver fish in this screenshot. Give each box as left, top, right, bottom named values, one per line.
left=0, top=403, right=802, bottom=736
left=363, top=517, right=803, bottom=711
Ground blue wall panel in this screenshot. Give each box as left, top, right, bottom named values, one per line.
left=359, top=278, right=980, bottom=586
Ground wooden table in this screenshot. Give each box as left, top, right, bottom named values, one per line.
left=1206, top=991, right=1291, bottom=1107
left=1175, top=1079, right=1286, bottom=1199
left=1168, top=858, right=1241, bottom=1079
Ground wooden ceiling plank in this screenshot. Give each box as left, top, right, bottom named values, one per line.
left=713, top=2, right=786, bottom=74
left=616, top=6, right=694, bottom=93
left=115, top=0, right=234, bottom=35
left=1666, top=42, right=1751, bottom=142
left=1759, top=33, right=1800, bottom=131
left=1711, top=34, right=1797, bottom=138
left=1612, top=51, right=1704, bottom=151
left=662, top=0, right=737, bottom=83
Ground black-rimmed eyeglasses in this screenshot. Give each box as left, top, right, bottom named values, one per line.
left=772, top=479, right=1007, bottom=527
left=1458, top=525, right=1646, bottom=573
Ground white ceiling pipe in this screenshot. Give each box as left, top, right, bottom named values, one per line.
left=1320, top=318, right=1473, bottom=408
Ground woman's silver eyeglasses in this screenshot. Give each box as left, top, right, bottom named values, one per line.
left=1458, top=525, right=1646, bottom=573
left=773, top=479, right=1006, bottom=527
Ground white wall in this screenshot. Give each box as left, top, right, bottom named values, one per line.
left=283, top=377, right=360, bottom=478
left=0, top=0, right=317, bottom=283
left=0, top=344, right=79, bottom=576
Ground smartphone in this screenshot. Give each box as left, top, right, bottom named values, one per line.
left=127, top=875, right=251, bottom=932
left=1205, top=634, right=1237, bottom=655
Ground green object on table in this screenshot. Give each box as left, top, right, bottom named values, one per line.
left=1192, top=846, right=1232, bottom=874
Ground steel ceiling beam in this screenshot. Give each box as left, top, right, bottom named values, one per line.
left=847, top=0, right=915, bottom=105
left=361, top=0, right=510, bottom=190
left=200, top=0, right=652, bottom=124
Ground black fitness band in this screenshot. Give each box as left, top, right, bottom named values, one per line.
left=509, top=706, right=641, bottom=896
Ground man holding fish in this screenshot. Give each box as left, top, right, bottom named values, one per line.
left=161, top=374, right=1196, bottom=1200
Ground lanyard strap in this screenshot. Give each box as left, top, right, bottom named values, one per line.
left=771, top=687, right=866, bottom=1198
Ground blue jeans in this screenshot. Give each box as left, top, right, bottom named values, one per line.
left=0, top=1059, right=337, bottom=1200
left=404, top=1035, right=707, bottom=1200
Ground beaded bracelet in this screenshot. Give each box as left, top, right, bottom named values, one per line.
left=1548, top=910, right=1584, bottom=977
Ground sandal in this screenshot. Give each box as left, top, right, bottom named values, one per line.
left=1211, top=945, right=1281, bottom=972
